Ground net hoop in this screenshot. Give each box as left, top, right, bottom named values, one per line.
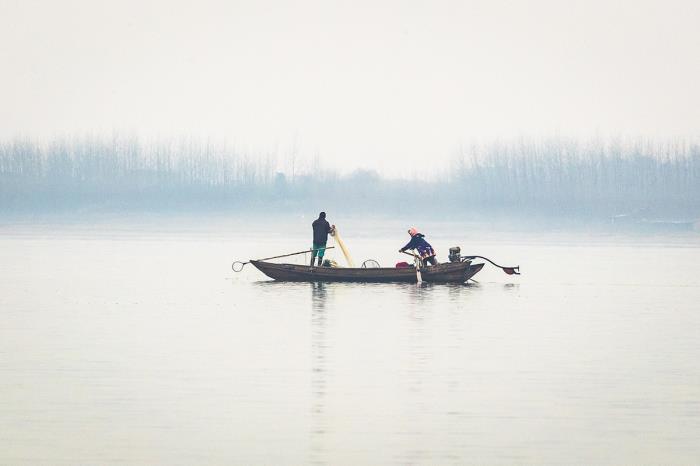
left=232, top=261, right=245, bottom=272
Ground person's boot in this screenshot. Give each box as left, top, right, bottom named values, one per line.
left=310, top=256, right=316, bottom=267
left=317, top=257, right=323, bottom=267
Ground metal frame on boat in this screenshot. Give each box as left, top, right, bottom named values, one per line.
left=250, top=259, right=484, bottom=283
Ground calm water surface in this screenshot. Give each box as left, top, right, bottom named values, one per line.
left=1, top=217, right=699, bottom=465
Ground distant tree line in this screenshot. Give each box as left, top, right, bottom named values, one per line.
left=1, top=136, right=698, bottom=220
left=450, top=138, right=700, bottom=219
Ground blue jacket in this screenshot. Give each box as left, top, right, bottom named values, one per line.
left=400, top=233, right=435, bottom=258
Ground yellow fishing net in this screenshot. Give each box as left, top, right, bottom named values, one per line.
left=331, top=227, right=355, bottom=267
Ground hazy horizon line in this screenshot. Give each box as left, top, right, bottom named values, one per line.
left=2, top=135, right=698, bottom=223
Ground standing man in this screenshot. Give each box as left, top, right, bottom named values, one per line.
left=311, top=212, right=334, bottom=266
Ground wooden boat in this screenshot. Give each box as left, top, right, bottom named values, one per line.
left=250, top=259, right=484, bottom=283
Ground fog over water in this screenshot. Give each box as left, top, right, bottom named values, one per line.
left=2, top=0, right=699, bottom=463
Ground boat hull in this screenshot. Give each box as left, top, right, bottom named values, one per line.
left=250, top=260, right=484, bottom=283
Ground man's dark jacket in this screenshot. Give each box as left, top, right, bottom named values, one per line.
left=312, top=218, right=332, bottom=244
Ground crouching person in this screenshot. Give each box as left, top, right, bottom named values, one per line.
left=399, top=227, right=438, bottom=266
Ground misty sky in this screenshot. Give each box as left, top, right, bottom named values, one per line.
left=1, top=0, right=698, bottom=174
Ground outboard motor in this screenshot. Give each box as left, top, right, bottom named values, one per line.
left=448, top=246, right=461, bottom=263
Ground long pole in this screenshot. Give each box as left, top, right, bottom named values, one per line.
left=462, top=255, right=520, bottom=275
left=232, top=247, right=335, bottom=272
left=401, top=250, right=422, bottom=282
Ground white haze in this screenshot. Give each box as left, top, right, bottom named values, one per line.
left=1, top=0, right=699, bottom=175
